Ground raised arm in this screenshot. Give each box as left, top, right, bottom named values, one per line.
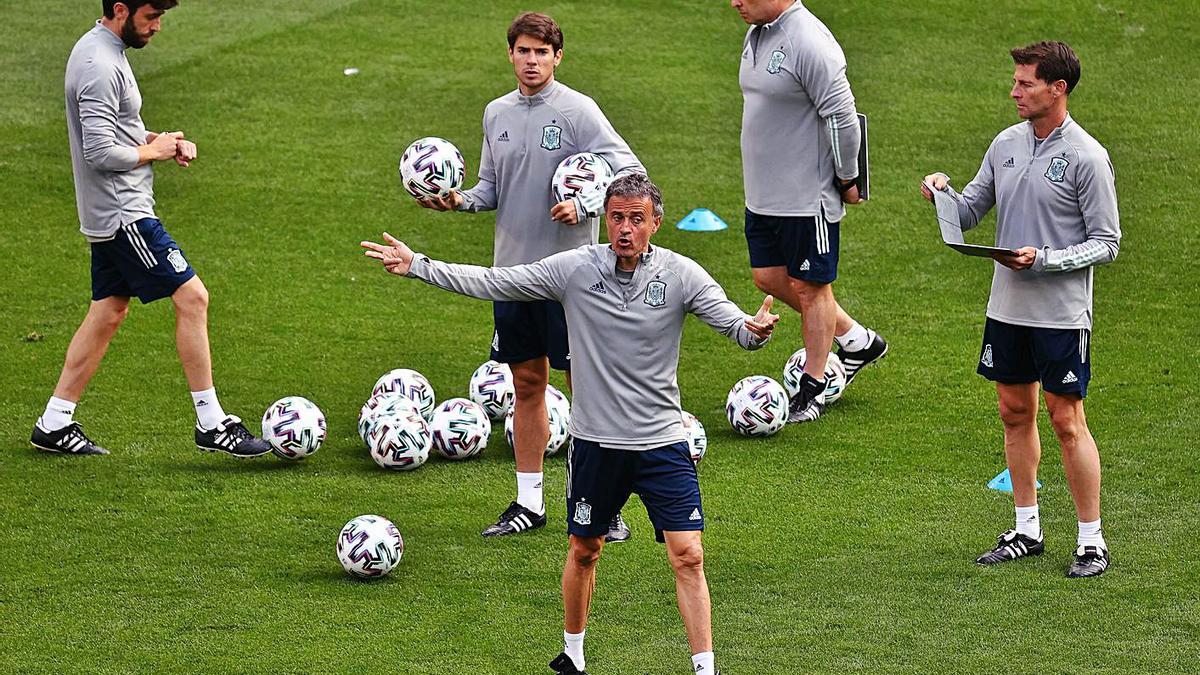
left=683, top=261, right=777, bottom=349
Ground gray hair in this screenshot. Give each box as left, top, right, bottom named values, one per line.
left=604, top=173, right=663, bottom=218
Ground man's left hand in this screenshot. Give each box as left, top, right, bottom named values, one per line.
left=745, top=295, right=779, bottom=340
left=994, top=246, right=1037, bottom=270
left=550, top=199, right=581, bottom=225
left=361, top=232, right=416, bottom=276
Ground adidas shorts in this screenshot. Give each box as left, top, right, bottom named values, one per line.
left=744, top=208, right=839, bottom=284
left=491, top=300, right=570, bottom=371
left=90, top=218, right=196, bottom=304
left=977, top=318, right=1091, bottom=397
left=566, top=438, right=703, bottom=543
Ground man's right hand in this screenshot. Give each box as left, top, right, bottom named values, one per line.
left=140, top=131, right=180, bottom=164
left=417, top=191, right=463, bottom=211
left=361, top=232, right=416, bottom=276
left=920, top=173, right=949, bottom=202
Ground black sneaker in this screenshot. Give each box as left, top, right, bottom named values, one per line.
left=1067, top=545, right=1110, bottom=578
left=605, top=512, right=631, bottom=543
left=549, top=652, right=587, bottom=675
left=30, top=422, right=109, bottom=456
left=482, top=501, right=546, bottom=537
left=975, top=529, right=1044, bottom=565
left=195, top=415, right=271, bottom=458
left=837, top=332, right=889, bottom=385
left=786, top=372, right=826, bottom=424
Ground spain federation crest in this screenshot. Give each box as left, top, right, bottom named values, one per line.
left=573, top=501, right=592, bottom=525
left=167, top=248, right=188, bottom=273
left=766, top=49, right=786, bottom=74
left=541, top=124, right=562, bottom=151
left=644, top=280, right=667, bottom=307
left=1044, top=157, right=1069, bottom=183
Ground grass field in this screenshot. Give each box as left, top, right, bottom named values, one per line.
left=2, top=1, right=1198, bottom=672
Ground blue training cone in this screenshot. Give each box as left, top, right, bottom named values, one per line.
left=987, top=468, right=1042, bottom=492
left=675, top=208, right=728, bottom=232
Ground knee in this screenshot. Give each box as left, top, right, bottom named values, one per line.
left=97, top=303, right=129, bottom=331
left=568, top=538, right=603, bottom=569
left=751, top=273, right=777, bottom=296
left=669, top=540, right=705, bottom=575
left=173, top=280, right=209, bottom=317
left=998, top=399, right=1036, bottom=430
left=512, top=370, right=547, bottom=400
left=1048, top=404, right=1086, bottom=444
left=789, top=279, right=826, bottom=307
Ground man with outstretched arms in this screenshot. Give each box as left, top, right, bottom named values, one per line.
left=733, top=0, right=889, bottom=424
left=921, top=41, right=1120, bottom=578
left=364, top=174, right=776, bottom=675
left=420, top=12, right=644, bottom=541
left=31, top=0, right=270, bottom=458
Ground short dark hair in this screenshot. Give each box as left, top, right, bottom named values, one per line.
left=1011, top=41, right=1080, bottom=94
left=605, top=173, right=663, bottom=218
left=103, top=0, right=178, bottom=20
left=507, top=12, right=563, bottom=52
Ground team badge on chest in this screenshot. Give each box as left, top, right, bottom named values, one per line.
left=766, top=50, right=786, bottom=74
left=644, top=279, right=667, bottom=307
left=1044, top=157, right=1070, bottom=183
left=541, top=124, right=562, bottom=151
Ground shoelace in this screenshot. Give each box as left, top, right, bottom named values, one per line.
left=62, top=424, right=95, bottom=451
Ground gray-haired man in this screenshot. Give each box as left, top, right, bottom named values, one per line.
left=363, top=174, right=773, bottom=675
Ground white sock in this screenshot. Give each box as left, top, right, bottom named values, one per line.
left=692, top=651, right=715, bottom=673
left=516, top=471, right=545, bottom=515
left=1015, top=504, right=1040, bottom=538
left=835, top=322, right=872, bottom=352
left=564, top=630, right=585, bottom=671
left=39, top=396, right=77, bottom=431
left=191, top=388, right=227, bottom=430
left=1078, top=518, right=1106, bottom=549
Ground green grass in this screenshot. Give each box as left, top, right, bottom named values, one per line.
left=2, top=1, right=1199, bottom=672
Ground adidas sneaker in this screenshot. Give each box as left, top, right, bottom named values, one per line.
left=482, top=501, right=546, bottom=537
left=195, top=415, right=271, bottom=458
left=549, top=652, right=587, bottom=675
left=1066, top=545, right=1110, bottom=578
left=605, top=512, right=631, bottom=543
left=787, top=372, right=826, bottom=424
left=975, top=529, right=1044, bottom=565
left=30, top=422, right=109, bottom=456
left=837, top=332, right=889, bottom=385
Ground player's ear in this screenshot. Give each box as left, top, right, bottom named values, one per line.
left=553, top=49, right=563, bottom=67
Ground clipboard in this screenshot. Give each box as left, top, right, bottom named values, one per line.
left=926, top=182, right=1019, bottom=258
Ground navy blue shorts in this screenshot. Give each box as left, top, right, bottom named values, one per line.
left=566, top=438, right=703, bottom=543
left=91, top=218, right=196, bottom=304
left=977, top=318, right=1091, bottom=397
left=745, top=208, right=839, bottom=284
left=491, top=300, right=570, bottom=371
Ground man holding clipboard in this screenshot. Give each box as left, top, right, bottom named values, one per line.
left=921, top=41, right=1121, bottom=578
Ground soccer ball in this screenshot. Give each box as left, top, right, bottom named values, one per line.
left=367, top=407, right=432, bottom=470
left=782, top=349, right=848, bottom=404
left=725, top=375, right=788, bottom=437
left=358, top=393, right=421, bottom=444
left=336, top=514, right=404, bottom=579
left=399, top=136, right=465, bottom=200
left=551, top=152, right=615, bottom=203
left=503, top=384, right=571, bottom=455
left=681, top=411, right=708, bottom=463
left=372, top=368, right=436, bottom=420
left=468, top=360, right=514, bottom=420
left=430, top=398, right=491, bottom=460
left=261, top=396, right=327, bottom=460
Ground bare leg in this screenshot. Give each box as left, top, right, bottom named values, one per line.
left=997, top=382, right=1041, bottom=508
left=562, top=534, right=604, bottom=633
left=171, top=276, right=213, bottom=391
left=52, top=296, right=131, bottom=402
left=510, top=357, right=550, bottom=474
left=1044, top=391, right=1101, bottom=522
left=751, top=267, right=853, bottom=376
left=664, top=530, right=712, bottom=655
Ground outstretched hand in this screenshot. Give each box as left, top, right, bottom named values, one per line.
left=360, top=232, right=415, bottom=276
left=745, top=294, right=779, bottom=340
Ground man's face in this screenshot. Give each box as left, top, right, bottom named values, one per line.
left=115, top=3, right=167, bottom=49
left=605, top=195, right=662, bottom=266
left=508, top=34, right=561, bottom=93
left=1010, top=63, right=1062, bottom=121
left=730, top=0, right=789, bottom=26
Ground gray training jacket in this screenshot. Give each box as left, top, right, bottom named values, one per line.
left=946, top=115, right=1121, bottom=330
left=407, top=244, right=767, bottom=450
left=739, top=1, right=860, bottom=221
left=65, top=21, right=157, bottom=241
left=458, top=81, right=644, bottom=267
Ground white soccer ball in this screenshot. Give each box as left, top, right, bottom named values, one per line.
left=782, top=349, right=848, bottom=405
left=261, top=396, right=327, bottom=460
left=367, top=407, right=432, bottom=470
left=399, top=136, right=465, bottom=200
left=551, top=152, right=614, bottom=203
left=372, top=368, right=436, bottom=420
left=336, top=514, right=405, bottom=579
left=468, top=360, right=514, bottom=420
left=504, top=384, right=571, bottom=455
left=358, top=393, right=421, bottom=444
left=681, top=411, right=708, bottom=463
left=725, top=375, right=788, bottom=437
left=430, top=398, right=491, bottom=460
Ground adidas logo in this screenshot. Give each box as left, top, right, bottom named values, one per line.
left=1003, top=157, right=1015, bottom=168
left=498, top=131, right=510, bottom=142
left=1062, top=371, right=1079, bottom=384
left=588, top=280, right=607, bottom=294
left=798, top=259, right=810, bottom=271
left=689, top=508, right=702, bottom=521
left=196, top=400, right=208, bottom=407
